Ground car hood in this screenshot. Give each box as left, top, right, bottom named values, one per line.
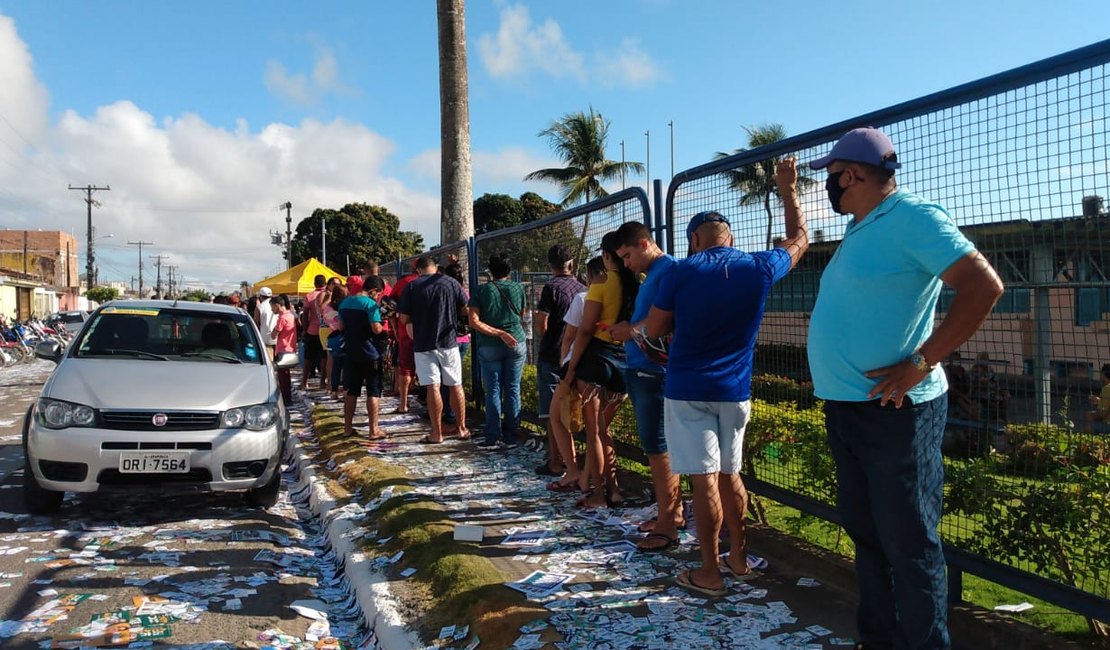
left=43, top=359, right=275, bottom=410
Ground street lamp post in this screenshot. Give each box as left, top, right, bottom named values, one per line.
left=92, top=232, right=113, bottom=286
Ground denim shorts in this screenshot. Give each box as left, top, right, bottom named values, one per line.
left=624, top=367, right=666, bottom=454
left=536, top=359, right=561, bottom=420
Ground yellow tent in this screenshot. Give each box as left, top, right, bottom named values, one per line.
left=252, top=258, right=345, bottom=296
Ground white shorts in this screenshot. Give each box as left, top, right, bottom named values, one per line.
left=414, top=348, right=463, bottom=387
left=663, top=398, right=751, bottom=475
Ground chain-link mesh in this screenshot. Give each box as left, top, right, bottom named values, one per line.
left=669, top=50, right=1110, bottom=608
left=473, top=190, right=651, bottom=448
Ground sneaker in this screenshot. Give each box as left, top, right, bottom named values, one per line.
left=475, top=440, right=502, bottom=450
left=502, top=441, right=519, bottom=450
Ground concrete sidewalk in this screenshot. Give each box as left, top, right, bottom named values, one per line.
left=294, top=383, right=1078, bottom=650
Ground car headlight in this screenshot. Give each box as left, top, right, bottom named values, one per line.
left=221, top=404, right=277, bottom=431
left=37, top=398, right=97, bottom=429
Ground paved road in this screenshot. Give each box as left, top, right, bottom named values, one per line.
left=0, top=365, right=366, bottom=649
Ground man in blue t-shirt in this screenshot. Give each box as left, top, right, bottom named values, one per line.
left=643, top=158, right=808, bottom=597
left=807, top=128, right=1003, bottom=648
left=609, top=222, right=680, bottom=553
left=338, top=275, right=387, bottom=440
left=397, top=256, right=470, bottom=444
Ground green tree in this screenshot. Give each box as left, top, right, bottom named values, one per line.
left=473, top=193, right=524, bottom=235
left=86, top=286, right=119, bottom=304
left=289, top=203, right=424, bottom=271
left=525, top=107, right=644, bottom=207
left=520, top=191, right=560, bottom=222
left=472, top=192, right=572, bottom=275
left=715, top=123, right=818, bottom=249
left=182, top=289, right=210, bottom=302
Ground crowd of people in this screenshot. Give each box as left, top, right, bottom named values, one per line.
left=222, top=128, right=1004, bottom=648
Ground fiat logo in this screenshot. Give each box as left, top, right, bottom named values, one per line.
left=152, top=413, right=169, bottom=427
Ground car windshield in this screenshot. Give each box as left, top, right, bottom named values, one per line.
left=74, top=306, right=263, bottom=364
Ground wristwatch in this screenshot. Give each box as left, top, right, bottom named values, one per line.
left=909, top=351, right=936, bottom=373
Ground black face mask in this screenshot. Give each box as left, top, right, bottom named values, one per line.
left=826, top=170, right=848, bottom=214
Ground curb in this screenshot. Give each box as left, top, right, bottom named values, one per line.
left=287, top=430, right=421, bottom=650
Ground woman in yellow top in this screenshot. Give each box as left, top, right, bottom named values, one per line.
left=562, top=231, right=639, bottom=509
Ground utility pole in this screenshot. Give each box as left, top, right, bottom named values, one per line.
left=283, top=201, right=293, bottom=269
left=167, top=265, right=178, bottom=299
left=151, top=255, right=167, bottom=299
left=127, top=240, right=153, bottom=297
left=68, top=184, right=110, bottom=289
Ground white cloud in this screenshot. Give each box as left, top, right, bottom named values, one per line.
left=265, top=45, right=351, bottom=106
left=477, top=3, right=663, bottom=89
left=0, top=20, right=439, bottom=292
left=0, top=14, right=49, bottom=144
left=264, top=61, right=312, bottom=105
left=597, top=38, right=664, bottom=89
left=408, top=146, right=559, bottom=198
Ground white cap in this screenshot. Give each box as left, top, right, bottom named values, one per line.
left=259, top=287, right=273, bottom=297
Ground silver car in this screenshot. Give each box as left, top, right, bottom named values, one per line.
left=24, top=300, right=296, bottom=513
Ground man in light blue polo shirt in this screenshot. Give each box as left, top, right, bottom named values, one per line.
left=808, top=127, right=1004, bottom=649
left=642, top=158, right=808, bottom=597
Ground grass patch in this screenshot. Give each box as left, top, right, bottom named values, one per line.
left=756, top=498, right=1095, bottom=638
left=309, top=405, right=549, bottom=646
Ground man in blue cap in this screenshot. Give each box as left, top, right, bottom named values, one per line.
left=641, top=158, right=808, bottom=596
left=807, top=127, right=1003, bottom=649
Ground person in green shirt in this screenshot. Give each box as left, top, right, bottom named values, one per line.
left=468, top=254, right=528, bottom=449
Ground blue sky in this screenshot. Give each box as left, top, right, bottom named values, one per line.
left=0, top=0, right=1107, bottom=291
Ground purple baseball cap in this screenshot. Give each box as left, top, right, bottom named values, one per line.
left=808, top=127, right=902, bottom=171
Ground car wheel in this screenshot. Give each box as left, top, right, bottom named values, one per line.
left=22, top=455, right=63, bottom=515
left=245, top=466, right=281, bottom=508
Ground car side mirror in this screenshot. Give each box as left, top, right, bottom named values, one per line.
left=274, top=352, right=299, bottom=369
left=35, top=341, right=63, bottom=364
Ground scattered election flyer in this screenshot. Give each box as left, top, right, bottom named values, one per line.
left=505, top=571, right=573, bottom=599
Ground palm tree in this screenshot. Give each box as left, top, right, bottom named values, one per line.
left=525, top=108, right=645, bottom=207
left=715, top=124, right=817, bottom=249
left=437, top=0, right=474, bottom=247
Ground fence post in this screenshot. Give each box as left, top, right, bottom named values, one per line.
left=652, top=179, right=666, bottom=254
left=947, top=567, right=964, bottom=604
left=467, top=236, right=483, bottom=408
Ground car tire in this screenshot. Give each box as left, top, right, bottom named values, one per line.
left=245, top=466, right=281, bottom=508
left=23, top=456, right=63, bottom=515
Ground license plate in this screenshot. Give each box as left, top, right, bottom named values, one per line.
left=118, top=451, right=190, bottom=473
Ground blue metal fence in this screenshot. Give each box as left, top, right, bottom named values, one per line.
left=665, top=39, right=1110, bottom=623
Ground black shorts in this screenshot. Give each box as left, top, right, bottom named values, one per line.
left=303, top=333, right=324, bottom=365
left=574, top=338, right=626, bottom=394
left=345, top=355, right=384, bottom=398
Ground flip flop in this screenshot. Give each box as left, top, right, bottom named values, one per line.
left=367, top=430, right=389, bottom=441
left=418, top=435, right=443, bottom=445
left=636, top=532, right=678, bottom=553
left=546, top=480, right=578, bottom=492
left=456, top=429, right=472, bottom=441
left=720, top=556, right=758, bottom=581
left=675, top=570, right=727, bottom=597
left=638, top=518, right=689, bottom=533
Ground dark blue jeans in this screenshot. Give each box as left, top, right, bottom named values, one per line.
left=824, top=394, right=950, bottom=650
left=477, top=341, right=526, bottom=444
left=623, top=366, right=666, bottom=454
